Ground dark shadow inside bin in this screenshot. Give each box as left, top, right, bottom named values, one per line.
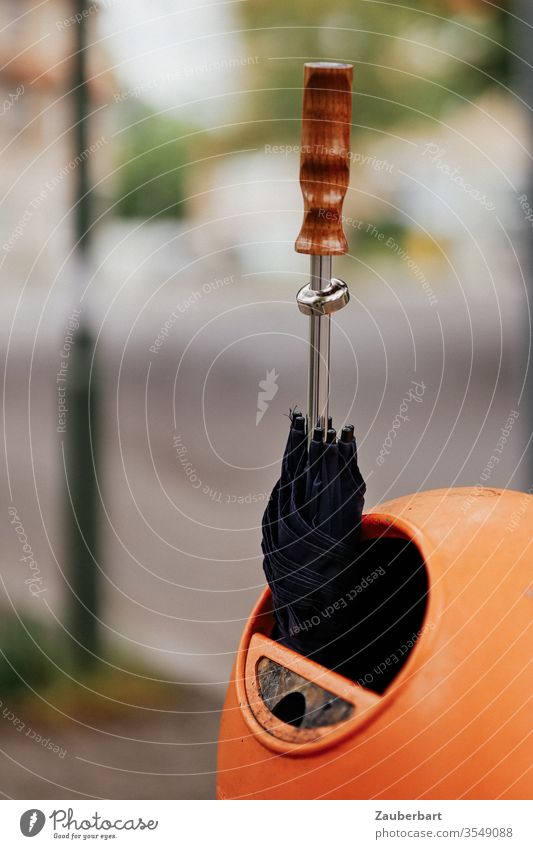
left=271, top=691, right=306, bottom=727
left=335, top=537, right=429, bottom=693
left=272, top=536, right=429, bottom=695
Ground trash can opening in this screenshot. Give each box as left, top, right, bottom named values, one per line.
left=340, top=536, right=429, bottom=693
left=328, top=537, right=428, bottom=693
left=274, top=536, right=429, bottom=694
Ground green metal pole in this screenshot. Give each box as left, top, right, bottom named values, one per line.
left=65, top=326, right=100, bottom=664
left=73, top=0, right=90, bottom=254
left=64, top=0, right=100, bottom=665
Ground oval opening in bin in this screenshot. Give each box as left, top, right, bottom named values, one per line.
left=270, top=534, right=429, bottom=695
left=240, top=523, right=432, bottom=747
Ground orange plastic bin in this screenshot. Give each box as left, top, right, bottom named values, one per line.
left=217, top=487, right=533, bottom=799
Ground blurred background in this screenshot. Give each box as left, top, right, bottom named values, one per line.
left=0, top=0, right=531, bottom=799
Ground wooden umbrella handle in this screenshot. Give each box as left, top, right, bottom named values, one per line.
left=295, top=62, right=353, bottom=256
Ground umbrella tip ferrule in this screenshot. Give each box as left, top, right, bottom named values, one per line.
left=340, top=426, right=354, bottom=443
left=326, top=427, right=337, bottom=444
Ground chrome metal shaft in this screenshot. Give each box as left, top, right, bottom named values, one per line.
left=297, top=256, right=349, bottom=440
left=308, top=256, right=332, bottom=433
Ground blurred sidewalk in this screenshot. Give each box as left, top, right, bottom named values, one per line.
left=0, top=684, right=220, bottom=799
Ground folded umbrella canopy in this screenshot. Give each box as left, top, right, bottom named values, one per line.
left=262, top=63, right=372, bottom=682
left=262, top=413, right=366, bottom=678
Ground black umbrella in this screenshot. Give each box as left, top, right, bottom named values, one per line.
left=262, top=413, right=367, bottom=679
left=262, top=408, right=429, bottom=691
left=260, top=62, right=374, bottom=681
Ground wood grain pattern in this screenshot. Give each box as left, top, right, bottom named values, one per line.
left=295, top=62, right=353, bottom=256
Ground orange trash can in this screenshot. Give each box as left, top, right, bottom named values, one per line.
left=217, top=487, right=533, bottom=799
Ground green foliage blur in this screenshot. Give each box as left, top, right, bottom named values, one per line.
left=0, top=612, right=176, bottom=717
left=112, top=2, right=511, bottom=219
left=115, top=109, right=189, bottom=220
left=238, top=0, right=510, bottom=141
left=0, top=614, right=60, bottom=696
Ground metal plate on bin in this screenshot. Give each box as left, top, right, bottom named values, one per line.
left=243, top=633, right=380, bottom=747
left=257, top=657, right=354, bottom=728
